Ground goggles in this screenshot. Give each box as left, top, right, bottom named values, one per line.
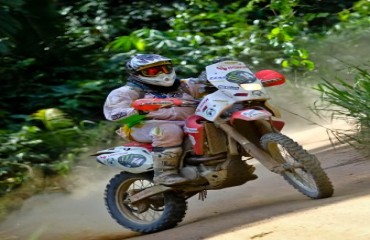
left=139, top=65, right=173, bottom=77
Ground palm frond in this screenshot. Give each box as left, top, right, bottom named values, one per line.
left=31, top=108, right=74, bottom=131
left=312, top=65, right=370, bottom=147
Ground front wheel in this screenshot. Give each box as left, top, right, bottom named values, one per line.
left=104, top=172, right=187, bottom=233
left=260, top=133, right=334, bottom=199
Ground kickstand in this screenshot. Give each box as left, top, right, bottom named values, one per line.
left=198, top=190, right=207, bottom=201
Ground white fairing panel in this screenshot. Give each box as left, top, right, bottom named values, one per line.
left=96, top=146, right=153, bottom=173
left=195, top=90, right=236, bottom=121
left=195, top=61, right=272, bottom=121
left=205, top=61, right=270, bottom=101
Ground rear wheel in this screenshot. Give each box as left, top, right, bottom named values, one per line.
left=260, top=133, right=334, bottom=199
left=104, top=172, right=187, bottom=233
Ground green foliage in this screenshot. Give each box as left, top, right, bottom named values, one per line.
left=336, top=0, right=370, bottom=28
left=313, top=66, right=370, bottom=146
left=0, top=108, right=89, bottom=195
left=106, top=0, right=352, bottom=75
left=107, top=35, right=146, bottom=52
left=0, top=0, right=24, bottom=53
left=0, top=161, right=32, bottom=197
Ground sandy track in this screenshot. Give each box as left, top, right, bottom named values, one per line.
left=1, top=124, right=369, bottom=240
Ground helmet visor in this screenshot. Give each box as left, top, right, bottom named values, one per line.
left=139, top=65, right=173, bottom=77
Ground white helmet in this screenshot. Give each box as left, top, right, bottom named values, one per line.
left=126, top=54, right=176, bottom=87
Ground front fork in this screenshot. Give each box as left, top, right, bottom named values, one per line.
left=215, top=120, right=283, bottom=173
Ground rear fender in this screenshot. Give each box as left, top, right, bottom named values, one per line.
left=94, top=145, right=153, bottom=173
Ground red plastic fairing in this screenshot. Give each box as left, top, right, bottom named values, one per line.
left=255, top=69, right=285, bottom=87
left=123, top=141, right=153, bottom=152
left=184, top=115, right=206, bottom=155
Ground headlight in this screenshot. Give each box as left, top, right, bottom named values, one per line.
left=240, top=83, right=263, bottom=91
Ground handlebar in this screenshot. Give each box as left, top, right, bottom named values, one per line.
left=132, top=98, right=199, bottom=112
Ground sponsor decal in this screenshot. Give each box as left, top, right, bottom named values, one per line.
left=252, top=90, right=264, bottom=96
left=218, top=85, right=239, bottom=90
left=139, top=100, right=173, bottom=105
left=241, top=110, right=270, bottom=118
left=184, top=126, right=198, bottom=133
left=226, top=70, right=257, bottom=84
left=206, top=108, right=216, bottom=117
left=209, top=76, right=226, bottom=80
left=107, top=158, right=116, bottom=165
left=111, top=111, right=127, bottom=120
left=196, top=98, right=208, bottom=111
left=216, top=66, right=228, bottom=71
left=195, top=105, right=208, bottom=114
left=118, top=154, right=147, bottom=168
left=216, top=62, right=248, bottom=71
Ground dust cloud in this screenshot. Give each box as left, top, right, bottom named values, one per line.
left=267, top=30, right=370, bottom=134
left=0, top=154, right=130, bottom=240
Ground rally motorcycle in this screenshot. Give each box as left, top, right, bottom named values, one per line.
left=93, top=60, right=334, bottom=233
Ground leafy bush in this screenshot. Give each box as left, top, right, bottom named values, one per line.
left=313, top=65, right=370, bottom=147
left=105, top=0, right=320, bottom=75
left=0, top=108, right=90, bottom=195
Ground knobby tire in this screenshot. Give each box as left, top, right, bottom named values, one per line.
left=104, top=172, right=187, bottom=233
left=260, top=133, right=334, bottom=199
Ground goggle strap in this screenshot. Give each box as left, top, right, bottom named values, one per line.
left=136, top=61, right=172, bottom=71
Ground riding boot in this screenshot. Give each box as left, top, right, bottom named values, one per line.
left=152, top=147, right=188, bottom=185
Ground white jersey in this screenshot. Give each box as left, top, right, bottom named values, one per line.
left=103, top=78, right=203, bottom=144
left=104, top=78, right=202, bottom=123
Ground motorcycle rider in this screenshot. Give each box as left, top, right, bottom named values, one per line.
left=103, top=54, right=204, bottom=185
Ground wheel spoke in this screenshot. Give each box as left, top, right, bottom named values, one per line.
left=105, top=172, right=188, bottom=233
left=276, top=144, right=318, bottom=193
left=116, top=178, right=165, bottom=223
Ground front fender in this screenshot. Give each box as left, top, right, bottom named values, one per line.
left=230, top=109, right=272, bottom=123
left=230, top=109, right=284, bottom=131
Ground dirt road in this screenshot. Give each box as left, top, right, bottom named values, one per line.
left=0, top=123, right=369, bottom=240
